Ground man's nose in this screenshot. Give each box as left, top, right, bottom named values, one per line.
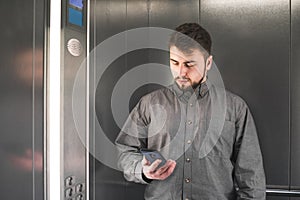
left=179, top=63, right=187, bottom=76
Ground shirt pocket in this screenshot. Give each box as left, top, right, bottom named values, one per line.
left=206, top=120, right=235, bottom=158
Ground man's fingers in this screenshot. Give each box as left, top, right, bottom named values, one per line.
left=156, top=160, right=173, bottom=174
left=142, top=156, right=150, bottom=166
left=142, top=159, right=176, bottom=180
left=165, top=161, right=176, bottom=175
left=148, top=159, right=162, bottom=172
left=151, top=160, right=176, bottom=180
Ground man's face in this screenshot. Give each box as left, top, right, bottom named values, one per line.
left=169, top=46, right=212, bottom=89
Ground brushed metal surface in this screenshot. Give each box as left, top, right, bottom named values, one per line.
left=92, top=1, right=127, bottom=200
left=149, top=0, right=199, bottom=28
left=291, top=0, right=300, bottom=189
left=0, top=0, right=45, bottom=199
left=267, top=197, right=289, bottom=200
left=89, top=0, right=300, bottom=198
left=267, top=189, right=300, bottom=196
left=62, top=0, right=87, bottom=200
left=291, top=197, right=300, bottom=200
left=90, top=1, right=200, bottom=200
left=201, top=0, right=290, bottom=187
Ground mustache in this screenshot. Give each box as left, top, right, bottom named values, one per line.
left=175, top=76, right=191, bottom=81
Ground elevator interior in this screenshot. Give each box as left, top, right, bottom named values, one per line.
left=1, top=0, right=300, bottom=200
left=83, top=0, right=300, bottom=199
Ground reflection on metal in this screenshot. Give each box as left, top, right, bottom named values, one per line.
left=67, top=38, right=82, bottom=57
left=291, top=0, right=300, bottom=190
left=266, top=189, right=300, bottom=197
left=62, top=0, right=87, bottom=199
left=201, top=0, right=290, bottom=189
left=49, top=0, right=61, bottom=199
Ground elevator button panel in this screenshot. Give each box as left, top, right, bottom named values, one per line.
left=65, top=176, right=85, bottom=200
left=76, top=183, right=85, bottom=193
left=65, top=176, right=75, bottom=186
left=65, top=187, right=74, bottom=198
left=76, top=194, right=84, bottom=200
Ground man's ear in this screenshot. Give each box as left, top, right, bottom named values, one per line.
left=206, top=55, right=213, bottom=71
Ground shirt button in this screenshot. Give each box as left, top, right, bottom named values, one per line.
left=187, top=140, right=192, bottom=144
left=189, top=103, right=193, bottom=107
left=185, top=178, right=191, bottom=183
left=187, top=120, right=192, bottom=125
left=186, top=158, right=191, bottom=162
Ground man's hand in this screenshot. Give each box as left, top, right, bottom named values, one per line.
left=142, top=156, right=176, bottom=180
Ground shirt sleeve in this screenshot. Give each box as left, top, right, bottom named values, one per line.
left=115, top=98, right=150, bottom=184
left=233, top=99, right=266, bottom=199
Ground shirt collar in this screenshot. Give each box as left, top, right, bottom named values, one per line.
left=171, top=80, right=210, bottom=99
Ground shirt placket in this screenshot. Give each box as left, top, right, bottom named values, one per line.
left=182, top=95, right=196, bottom=200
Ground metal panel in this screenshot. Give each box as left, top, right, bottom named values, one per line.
left=201, top=0, right=290, bottom=188
left=0, top=0, right=45, bottom=199
left=92, top=1, right=127, bottom=200
left=124, top=1, right=149, bottom=198
left=90, top=1, right=201, bottom=200
left=61, top=0, right=87, bottom=199
left=33, top=0, right=46, bottom=198
left=267, top=197, right=290, bottom=200
left=148, top=0, right=200, bottom=101
left=291, top=0, right=300, bottom=190
left=149, top=0, right=199, bottom=28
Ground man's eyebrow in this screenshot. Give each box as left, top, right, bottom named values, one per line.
left=184, top=60, right=196, bottom=64
left=170, top=58, right=196, bottom=63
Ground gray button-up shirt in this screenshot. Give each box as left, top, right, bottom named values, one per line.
left=115, top=81, right=266, bottom=200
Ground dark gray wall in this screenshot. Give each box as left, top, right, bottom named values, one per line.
left=201, top=0, right=291, bottom=189
left=89, top=0, right=300, bottom=199
left=291, top=0, right=300, bottom=192
left=0, top=0, right=46, bottom=199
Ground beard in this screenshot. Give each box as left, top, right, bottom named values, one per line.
left=175, top=76, right=200, bottom=89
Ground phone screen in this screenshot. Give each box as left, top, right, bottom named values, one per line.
left=140, top=149, right=167, bottom=169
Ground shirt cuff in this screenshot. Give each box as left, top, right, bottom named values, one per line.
left=142, top=172, right=153, bottom=183
left=135, top=161, right=152, bottom=184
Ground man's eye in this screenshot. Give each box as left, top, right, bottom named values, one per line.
left=185, top=63, right=194, bottom=68
left=171, top=61, right=178, bottom=65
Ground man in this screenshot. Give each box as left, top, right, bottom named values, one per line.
left=115, top=23, right=266, bottom=200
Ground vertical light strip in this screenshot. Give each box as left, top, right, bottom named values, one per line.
left=289, top=0, right=292, bottom=190
left=32, top=0, right=36, bottom=199
left=92, top=1, right=96, bottom=199
left=86, top=0, right=90, bottom=199
left=49, top=0, right=61, bottom=200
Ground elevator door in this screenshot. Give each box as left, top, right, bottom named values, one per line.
left=0, top=0, right=45, bottom=199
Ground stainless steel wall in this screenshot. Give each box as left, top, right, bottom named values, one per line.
left=0, top=0, right=46, bottom=199
left=89, top=1, right=200, bottom=199
left=291, top=0, right=300, bottom=195
left=201, top=0, right=291, bottom=192
left=89, top=0, right=300, bottom=199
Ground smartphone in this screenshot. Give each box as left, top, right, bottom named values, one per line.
left=140, top=148, right=167, bottom=169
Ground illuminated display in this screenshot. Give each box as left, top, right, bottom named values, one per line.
left=69, top=0, right=83, bottom=9
left=68, top=7, right=83, bottom=27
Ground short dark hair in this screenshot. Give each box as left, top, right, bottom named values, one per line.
left=169, top=23, right=212, bottom=56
